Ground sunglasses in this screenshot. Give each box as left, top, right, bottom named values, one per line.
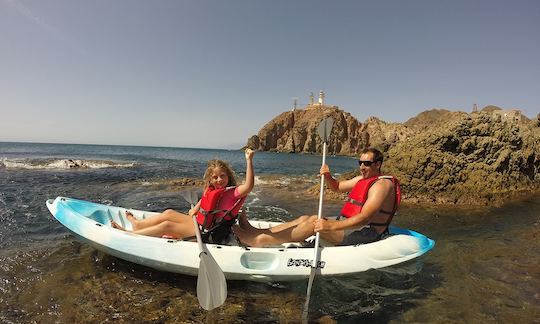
left=358, top=160, right=377, bottom=167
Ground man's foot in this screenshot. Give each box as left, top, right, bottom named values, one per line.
left=232, top=226, right=266, bottom=248
left=125, top=211, right=140, bottom=230
left=238, top=212, right=256, bottom=230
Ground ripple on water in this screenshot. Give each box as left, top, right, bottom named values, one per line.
left=2, top=160, right=540, bottom=322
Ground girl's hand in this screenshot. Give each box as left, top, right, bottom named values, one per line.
left=188, top=208, right=197, bottom=217
left=245, top=148, right=254, bottom=161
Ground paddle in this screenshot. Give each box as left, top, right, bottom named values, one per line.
left=302, top=117, right=334, bottom=322
left=180, top=190, right=227, bottom=311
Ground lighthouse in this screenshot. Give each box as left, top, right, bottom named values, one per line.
left=302, top=90, right=338, bottom=110
left=318, top=90, right=325, bottom=106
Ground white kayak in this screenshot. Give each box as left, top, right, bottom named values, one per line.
left=46, top=196, right=435, bottom=282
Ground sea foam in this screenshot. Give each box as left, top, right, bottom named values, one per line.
left=0, top=158, right=136, bottom=170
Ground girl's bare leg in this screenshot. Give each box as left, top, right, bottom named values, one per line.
left=127, top=209, right=187, bottom=231
left=131, top=213, right=196, bottom=238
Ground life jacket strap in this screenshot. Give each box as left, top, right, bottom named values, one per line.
left=200, top=218, right=237, bottom=244
left=369, top=178, right=400, bottom=228
left=346, top=197, right=364, bottom=207
left=200, top=195, right=245, bottom=230
left=369, top=219, right=392, bottom=227
left=358, top=176, right=400, bottom=228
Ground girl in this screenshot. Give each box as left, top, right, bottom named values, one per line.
left=112, top=149, right=255, bottom=243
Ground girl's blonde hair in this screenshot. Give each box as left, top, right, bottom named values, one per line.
left=202, top=159, right=237, bottom=190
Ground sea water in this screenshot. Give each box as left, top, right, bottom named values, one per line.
left=0, top=142, right=539, bottom=323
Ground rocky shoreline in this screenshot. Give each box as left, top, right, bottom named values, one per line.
left=151, top=173, right=540, bottom=208
left=247, top=106, right=540, bottom=206
left=149, top=103, right=540, bottom=207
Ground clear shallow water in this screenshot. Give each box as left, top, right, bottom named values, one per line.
left=1, top=142, right=539, bottom=323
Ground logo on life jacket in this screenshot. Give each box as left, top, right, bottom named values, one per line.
left=196, top=186, right=245, bottom=231
left=340, top=175, right=401, bottom=220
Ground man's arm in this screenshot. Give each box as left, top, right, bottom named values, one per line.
left=321, top=164, right=362, bottom=192
left=314, top=180, right=392, bottom=232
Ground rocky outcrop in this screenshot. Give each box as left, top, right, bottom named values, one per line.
left=249, top=106, right=539, bottom=205
left=404, top=109, right=469, bottom=131
left=383, top=110, right=540, bottom=205
left=246, top=108, right=409, bottom=155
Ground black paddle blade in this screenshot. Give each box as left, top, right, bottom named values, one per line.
left=317, top=117, right=334, bottom=143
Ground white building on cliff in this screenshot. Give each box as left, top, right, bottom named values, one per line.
left=299, top=90, right=338, bottom=110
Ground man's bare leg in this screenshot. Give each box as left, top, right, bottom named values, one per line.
left=233, top=216, right=317, bottom=247
left=238, top=211, right=256, bottom=230
left=239, top=214, right=313, bottom=234
left=267, top=215, right=313, bottom=233
left=319, top=230, right=345, bottom=246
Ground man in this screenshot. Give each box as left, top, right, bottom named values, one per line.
left=233, top=147, right=401, bottom=247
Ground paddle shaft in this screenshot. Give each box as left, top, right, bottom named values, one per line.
left=314, top=141, right=327, bottom=255
left=193, top=215, right=205, bottom=253
left=302, top=141, right=328, bottom=322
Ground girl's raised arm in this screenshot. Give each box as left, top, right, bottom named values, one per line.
left=236, top=148, right=254, bottom=197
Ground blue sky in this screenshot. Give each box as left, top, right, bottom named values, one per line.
left=1, top=0, right=539, bottom=149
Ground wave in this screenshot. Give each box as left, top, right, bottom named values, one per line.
left=0, top=158, right=136, bottom=170
left=255, top=175, right=319, bottom=187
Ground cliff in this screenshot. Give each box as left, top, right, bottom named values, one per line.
left=246, top=108, right=409, bottom=155
left=248, top=106, right=540, bottom=206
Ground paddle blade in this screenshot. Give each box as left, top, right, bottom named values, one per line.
left=316, top=117, right=334, bottom=143
left=190, top=191, right=199, bottom=206
left=302, top=267, right=317, bottom=323
left=197, top=252, right=227, bottom=310
left=180, top=190, right=199, bottom=206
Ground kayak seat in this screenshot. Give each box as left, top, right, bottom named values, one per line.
left=88, top=209, right=109, bottom=225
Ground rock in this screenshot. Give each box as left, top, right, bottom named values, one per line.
left=251, top=106, right=539, bottom=205
left=481, top=105, right=503, bottom=113
left=384, top=111, right=540, bottom=205
left=246, top=108, right=409, bottom=156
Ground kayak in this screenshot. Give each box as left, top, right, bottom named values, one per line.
left=46, top=196, right=435, bottom=282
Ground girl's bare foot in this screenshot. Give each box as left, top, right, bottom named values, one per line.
left=111, top=221, right=126, bottom=231
left=125, top=211, right=140, bottom=230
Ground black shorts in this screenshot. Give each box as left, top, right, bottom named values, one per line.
left=339, top=227, right=390, bottom=246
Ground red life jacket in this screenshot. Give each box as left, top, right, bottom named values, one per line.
left=340, top=175, right=401, bottom=227
left=196, top=186, right=245, bottom=230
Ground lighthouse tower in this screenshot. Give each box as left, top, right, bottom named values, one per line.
left=318, top=90, right=325, bottom=106
left=303, top=89, right=337, bottom=110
